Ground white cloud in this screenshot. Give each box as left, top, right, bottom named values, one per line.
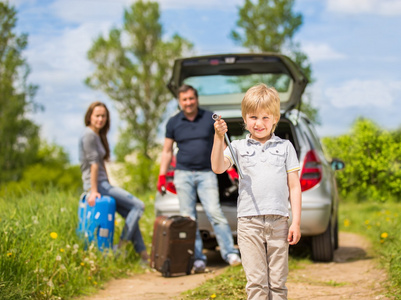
left=155, top=0, right=242, bottom=10
left=8, top=0, right=35, bottom=6
left=302, top=43, right=346, bottom=63
left=325, top=79, right=401, bottom=108
left=49, top=0, right=126, bottom=24
left=327, top=0, right=401, bottom=16
left=25, top=20, right=113, bottom=92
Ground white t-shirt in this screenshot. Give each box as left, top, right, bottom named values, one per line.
left=224, top=134, right=300, bottom=218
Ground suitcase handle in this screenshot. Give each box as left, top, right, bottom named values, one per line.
left=168, top=215, right=194, bottom=223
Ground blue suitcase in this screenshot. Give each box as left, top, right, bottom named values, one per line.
left=77, top=193, right=116, bottom=251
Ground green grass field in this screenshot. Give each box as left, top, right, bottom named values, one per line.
left=0, top=189, right=155, bottom=300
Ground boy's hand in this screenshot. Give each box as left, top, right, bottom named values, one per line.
left=288, top=224, right=301, bottom=245
left=213, top=117, right=227, bottom=138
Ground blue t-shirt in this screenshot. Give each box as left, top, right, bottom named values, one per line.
left=165, top=108, right=214, bottom=171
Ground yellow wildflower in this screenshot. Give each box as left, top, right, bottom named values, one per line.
left=343, top=219, right=350, bottom=227
left=60, top=248, right=65, bottom=252
left=7, top=252, right=12, bottom=257
left=380, top=232, right=388, bottom=239
left=81, top=262, right=85, bottom=266
left=211, top=294, right=217, bottom=299
left=364, top=220, right=370, bottom=225
left=50, top=232, right=58, bottom=239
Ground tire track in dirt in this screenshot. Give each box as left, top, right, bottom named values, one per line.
left=79, top=232, right=390, bottom=300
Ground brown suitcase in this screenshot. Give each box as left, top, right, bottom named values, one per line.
left=150, top=215, right=196, bottom=277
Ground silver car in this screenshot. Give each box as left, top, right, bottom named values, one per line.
left=155, top=53, right=345, bottom=262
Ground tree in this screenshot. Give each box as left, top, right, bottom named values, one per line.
left=231, top=0, right=318, bottom=122
left=0, top=2, right=40, bottom=184
left=86, top=0, right=193, bottom=160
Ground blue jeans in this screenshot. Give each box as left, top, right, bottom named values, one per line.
left=174, top=170, right=238, bottom=262
left=97, top=181, right=146, bottom=254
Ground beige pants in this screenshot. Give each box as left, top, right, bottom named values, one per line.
left=238, top=215, right=289, bottom=300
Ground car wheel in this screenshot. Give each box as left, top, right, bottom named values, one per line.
left=333, top=216, right=339, bottom=250
left=202, top=238, right=218, bottom=250
left=311, top=222, right=334, bottom=262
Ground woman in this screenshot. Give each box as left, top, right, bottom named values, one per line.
left=79, top=101, right=149, bottom=263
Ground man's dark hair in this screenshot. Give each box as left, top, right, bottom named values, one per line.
left=178, top=84, right=198, bottom=98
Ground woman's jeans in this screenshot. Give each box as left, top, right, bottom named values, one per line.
left=174, top=170, right=238, bottom=262
left=97, top=181, right=146, bottom=254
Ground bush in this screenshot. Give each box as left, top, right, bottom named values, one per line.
left=0, top=142, right=82, bottom=197
left=322, top=118, right=401, bottom=202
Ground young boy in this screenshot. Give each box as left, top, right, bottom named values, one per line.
left=211, top=83, right=302, bottom=299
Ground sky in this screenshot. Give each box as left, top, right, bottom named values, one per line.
left=7, top=0, right=401, bottom=164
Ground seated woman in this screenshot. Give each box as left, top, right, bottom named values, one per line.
left=79, top=101, right=149, bottom=263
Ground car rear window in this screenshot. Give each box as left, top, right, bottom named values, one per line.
left=183, top=73, right=293, bottom=99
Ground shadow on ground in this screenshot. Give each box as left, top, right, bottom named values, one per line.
left=289, top=236, right=369, bottom=263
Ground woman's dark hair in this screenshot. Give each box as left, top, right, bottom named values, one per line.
left=84, top=101, right=110, bottom=160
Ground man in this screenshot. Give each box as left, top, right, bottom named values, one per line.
left=158, top=84, right=241, bottom=273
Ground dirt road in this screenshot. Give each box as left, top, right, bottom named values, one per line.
left=287, top=232, right=389, bottom=299
left=80, top=232, right=390, bottom=300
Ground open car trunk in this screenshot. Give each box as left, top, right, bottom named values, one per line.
left=168, top=53, right=308, bottom=115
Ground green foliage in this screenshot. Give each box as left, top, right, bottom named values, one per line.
left=0, top=189, right=155, bottom=300
left=231, top=0, right=318, bottom=123
left=322, top=118, right=401, bottom=202
left=112, top=152, right=160, bottom=195
left=86, top=0, right=193, bottom=160
left=0, top=2, right=41, bottom=183
left=340, top=201, right=401, bottom=298
left=231, top=0, right=300, bottom=49
left=0, top=142, right=82, bottom=197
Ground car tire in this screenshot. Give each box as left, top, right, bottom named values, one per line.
left=333, top=216, right=339, bottom=250
left=202, top=238, right=218, bottom=250
left=311, top=221, right=334, bottom=262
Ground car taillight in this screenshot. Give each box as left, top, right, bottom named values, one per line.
left=300, top=150, right=322, bottom=192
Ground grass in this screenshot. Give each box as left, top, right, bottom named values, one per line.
left=339, top=201, right=401, bottom=299
left=178, top=200, right=401, bottom=300
left=0, top=188, right=155, bottom=300
left=2, top=189, right=400, bottom=300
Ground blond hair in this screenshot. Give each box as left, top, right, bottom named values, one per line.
left=241, top=83, right=281, bottom=133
